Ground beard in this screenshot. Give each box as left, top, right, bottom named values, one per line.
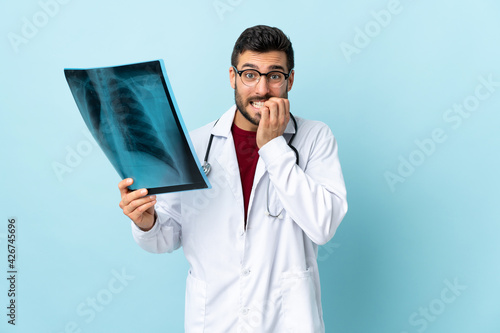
left=234, top=81, right=288, bottom=127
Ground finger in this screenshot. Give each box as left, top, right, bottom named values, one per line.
left=273, top=98, right=289, bottom=128
left=118, top=178, right=133, bottom=198
left=263, top=100, right=277, bottom=125
left=120, top=187, right=145, bottom=209
left=270, top=101, right=280, bottom=125
left=266, top=98, right=287, bottom=126
left=276, top=99, right=286, bottom=125
left=260, top=105, right=270, bottom=125
left=122, top=188, right=149, bottom=207
left=124, top=194, right=156, bottom=214
left=127, top=199, right=157, bottom=223
left=123, top=194, right=156, bottom=216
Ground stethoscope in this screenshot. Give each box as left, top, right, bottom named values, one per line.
left=202, top=113, right=299, bottom=218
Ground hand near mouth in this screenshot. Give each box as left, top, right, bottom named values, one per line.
left=256, top=97, right=290, bottom=148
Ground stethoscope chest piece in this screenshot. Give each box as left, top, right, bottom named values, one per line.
left=202, top=162, right=211, bottom=176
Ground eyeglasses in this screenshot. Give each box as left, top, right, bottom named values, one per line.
left=233, top=66, right=291, bottom=88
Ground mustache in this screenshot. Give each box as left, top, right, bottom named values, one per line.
left=248, top=95, right=273, bottom=102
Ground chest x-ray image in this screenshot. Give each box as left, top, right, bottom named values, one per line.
left=64, top=60, right=210, bottom=194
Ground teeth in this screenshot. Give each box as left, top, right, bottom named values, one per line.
left=252, top=101, right=265, bottom=108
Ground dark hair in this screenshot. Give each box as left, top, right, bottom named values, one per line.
left=231, top=25, right=294, bottom=71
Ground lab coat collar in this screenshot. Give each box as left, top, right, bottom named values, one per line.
left=210, top=105, right=297, bottom=137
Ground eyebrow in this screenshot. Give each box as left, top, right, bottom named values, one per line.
left=240, top=63, right=287, bottom=72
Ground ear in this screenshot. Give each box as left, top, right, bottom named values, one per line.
left=286, top=70, right=295, bottom=92
left=229, top=66, right=236, bottom=89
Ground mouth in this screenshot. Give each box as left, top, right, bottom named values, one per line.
left=250, top=100, right=266, bottom=109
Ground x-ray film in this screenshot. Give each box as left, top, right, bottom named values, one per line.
left=64, top=60, right=211, bottom=194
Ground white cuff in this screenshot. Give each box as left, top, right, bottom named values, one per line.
left=258, top=136, right=295, bottom=168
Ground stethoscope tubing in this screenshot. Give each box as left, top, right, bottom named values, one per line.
left=203, top=113, right=298, bottom=176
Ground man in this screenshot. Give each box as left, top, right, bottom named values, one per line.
left=119, top=25, right=347, bottom=332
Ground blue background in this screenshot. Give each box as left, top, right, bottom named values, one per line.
left=1, top=0, right=499, bottom=332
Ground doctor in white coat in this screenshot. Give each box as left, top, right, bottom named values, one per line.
left=119, top=25, right=347, bottom=332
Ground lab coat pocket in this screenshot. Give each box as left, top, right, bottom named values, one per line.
left=185, top=270, right=207, bottom=332
left=280, top=268, right=322, bottom=333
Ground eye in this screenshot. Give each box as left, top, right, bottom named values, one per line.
left=269, top=73, right=283, bottom=81
left=244, top=71, right=257, bottom=80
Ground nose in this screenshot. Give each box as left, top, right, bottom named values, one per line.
left=254, top=75, right=270, bottom=95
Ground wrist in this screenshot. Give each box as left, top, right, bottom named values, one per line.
left=134, top=210, right=157, bottom=232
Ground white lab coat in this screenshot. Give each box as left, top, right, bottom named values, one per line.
left=132, top=105, right=347, bottom=332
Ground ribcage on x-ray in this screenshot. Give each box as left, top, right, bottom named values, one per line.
left=106, top=78, right=175, bottom=169
left=80, top=79, right=113, bottom=152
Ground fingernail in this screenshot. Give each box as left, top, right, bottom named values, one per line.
left=141, top=189, right=147, bottom=195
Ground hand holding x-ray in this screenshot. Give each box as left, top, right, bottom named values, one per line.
left=118, top=178, right=156, bottom=231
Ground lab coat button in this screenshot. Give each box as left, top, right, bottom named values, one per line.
left=241, top=268, right=250, bottom=276
left=240, top=307, right=249, bottom=316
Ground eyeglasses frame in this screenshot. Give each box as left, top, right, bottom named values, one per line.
left=232, top=66, right=292, bottom=88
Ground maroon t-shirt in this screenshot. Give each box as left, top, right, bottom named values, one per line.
left=232, top=124, right=259, bottom=226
